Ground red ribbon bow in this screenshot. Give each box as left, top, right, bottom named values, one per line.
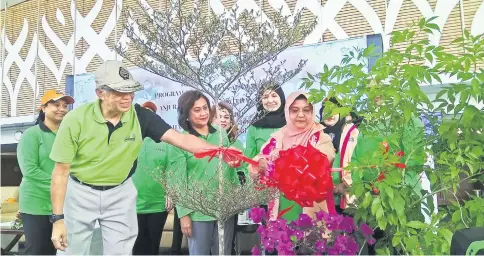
left=194, top=147, right=258, bottom=168
left=270, top=144, right=334, bottom=207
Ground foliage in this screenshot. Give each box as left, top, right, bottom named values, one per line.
left=249, top=207, right=373, bottom=255
left=302, top=17, right=484, bottom=255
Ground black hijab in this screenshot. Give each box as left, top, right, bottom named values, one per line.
left=319, top=98, right=346, bottom=153
left=252, top=87, right=286, bottom=128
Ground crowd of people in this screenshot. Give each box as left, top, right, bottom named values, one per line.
left=16, top=60, right=425, bottom=255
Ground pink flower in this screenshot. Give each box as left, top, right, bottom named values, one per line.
left=339, top=216, right=357, bottom=233
left=331, top=235, right=359, bottom=255
left=360, top=223, right=374, bottom=237
left=249, top=207, right=267, bottom=223
left=368, top=238, right=376, bottom=245
left=317, top=211, right=344, bottom=231
left=251, top=246, right=261, bottom=255
left=315, top=240, right=327, bottom=252
left=295, top=214, right=314, bottom=228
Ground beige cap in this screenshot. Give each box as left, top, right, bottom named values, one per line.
left=95, top=60, right=143, bottom=93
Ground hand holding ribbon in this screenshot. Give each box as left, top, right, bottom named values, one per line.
left=194, top=147, right=259, bottom=168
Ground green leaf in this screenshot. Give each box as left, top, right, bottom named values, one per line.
left=407, top=221, right=427, bottom=229
left=376, top=248, right=391, bottom=255
left=384, top=186, right=394, bottom=199
left=290, top=235, right=297, bottom=243
left=405, top=235, right=418, bottom=249
left=435, top=89, right=447, bottom=100
left=392, top=235, right=402, bottom=247
left=438, top=228, right=453, bottom=245
left=371, top=197, right=381, bottom=216
left=362, top=192, right=372, bottom=208
left=376, top=206, right=385, bottom=219
left=427, top=23, right=441, bottom=33
left=378, top=217, right=388, bottom=230
left=425, top=53, right=434, bottom=63
left=307, top=72, right=314, bottom=81
left=394, top=196, right=405, bottom=216
left=462, top=106, right=475, bottom=125
left=403, top=105, right=412, bottom=123
left=471, top=78, right=480, bottom=91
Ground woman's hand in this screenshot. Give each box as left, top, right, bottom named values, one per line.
left=165, top=197, right=174, bottom=212
left=258, top=158, right=268, bottom=173
left=180, top=216, right=192, bottom=238
left=333, top=183, right=347, bottom=195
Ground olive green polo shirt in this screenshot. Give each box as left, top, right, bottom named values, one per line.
left=50, top=99, right=171, bottom=186
left=132, top=138, right=167, bottom=213
left=17, top=121, right=57, bottom=215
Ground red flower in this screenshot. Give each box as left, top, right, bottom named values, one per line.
left=372, top=187, right=380, bottom=194
left=382, top=141, right=389, bottom=153
left=377, top=171, right=386, bottom=181
left=395, top=151, right=404, bottom=157
left=391, top=163, right=406, bottom=169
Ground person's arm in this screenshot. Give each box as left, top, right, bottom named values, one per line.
left=162, top=129, right=217, bottom=154
left=51, top=163, right=70, bottom=214
left=139, top=106, right=218, bottom=154
left=315, top=132, right=336, bottom=163
left=49, top=113, right=79, bottom=251
left=17, top=128, right=52, bottom=184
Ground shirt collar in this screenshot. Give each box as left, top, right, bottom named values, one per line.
left=38, top=120, right=53, bottom=133
left=93, top=99, right=134, bottom=124
left=187, top=125, right=217, bottom=137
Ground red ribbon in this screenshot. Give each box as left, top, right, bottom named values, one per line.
left=269, top=144, right=334, bottom=208
left=194, top=147, right=259, bottom=167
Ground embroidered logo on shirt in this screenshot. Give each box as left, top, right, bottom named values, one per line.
left=328, top=133, right=335, bottom=141
left=124, top=133, right=136, bottom=142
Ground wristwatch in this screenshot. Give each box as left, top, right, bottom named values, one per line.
left=50, top=214, right=64, bottom=223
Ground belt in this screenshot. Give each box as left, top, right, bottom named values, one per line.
left=69, top=171, right=133, bottom=191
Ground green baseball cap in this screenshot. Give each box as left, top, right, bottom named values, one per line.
left=95, top=60, right=143, bottom=93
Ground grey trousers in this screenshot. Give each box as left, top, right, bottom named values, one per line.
left=188, top=215, right=236, bottom=255
left=63, top=176, right=138, bottom=255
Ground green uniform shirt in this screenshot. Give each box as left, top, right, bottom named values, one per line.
left=17, top=121, right=57, bottom=215
left=50, top=99, right=143, bottom=185
left=132, top=138, right=167, bottom=214
left=245, top=126, right=279, bottom=159
left=168, top=126, right=238, bottom=221
left=331, top=134, right=377, bottom=204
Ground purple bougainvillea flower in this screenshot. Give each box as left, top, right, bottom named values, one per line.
left=368, top=238, right=376, bottom=245
left=360, top=223, right=374, bottom=237
left=251, top=246, right=261, bottom=255
left=295, top=214, right=314, bottom=228
left=316, top=211, right=325, bottom=221
left=320, top=212, right=343, bottom=231
left=256, top=225, right=265, bottom=235
left=315, top=240, right=327, bottom=252
left=249, top=207, right=267, bottom=223
left=327, top=247, right=340, bottom=255
left=333, top=235, right=359, bottom=255
left=339, top=216, right=357, bottom=233
left=292, top=230, right=304, bottom=240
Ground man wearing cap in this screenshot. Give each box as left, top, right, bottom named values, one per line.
left=49, top=60, right=238, bottom=255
